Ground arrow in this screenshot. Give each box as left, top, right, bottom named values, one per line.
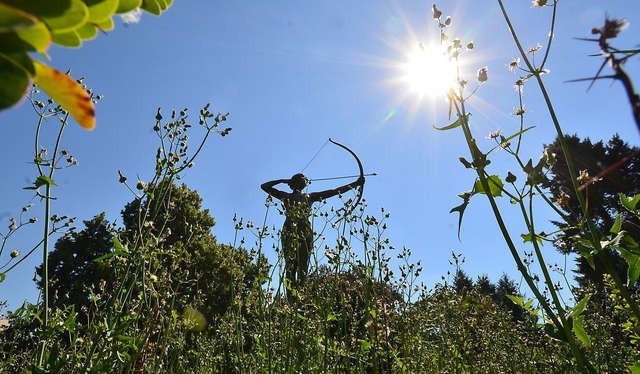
left=309, top=172, right=377, bottom=182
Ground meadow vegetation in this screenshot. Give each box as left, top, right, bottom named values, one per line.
left=1, top=0, right=639, bottom=372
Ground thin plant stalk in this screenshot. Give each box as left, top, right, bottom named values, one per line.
left=35, top=104, right=70, bottom=366
left=497, top=0, right=640, bottom=319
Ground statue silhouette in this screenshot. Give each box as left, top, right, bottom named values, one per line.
left=261, top=172, right=364, bottom=297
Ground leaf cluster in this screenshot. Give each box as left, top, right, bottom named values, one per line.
left=0, top=0, right=172, bottom=127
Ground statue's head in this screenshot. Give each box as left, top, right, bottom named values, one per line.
left=288, top=173, right=308, bottom=191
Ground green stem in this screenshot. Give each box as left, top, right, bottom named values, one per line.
left=38, top=182, right=51, bottom=368
left=495, top=2, right=600, bottom=371
left=452, top=98, right=561, bottom=326
left=523, top=189, right=565, bottom=315
left=36, top=106, right=69, bottom=367
left=498, top=0, right=640, bottom=320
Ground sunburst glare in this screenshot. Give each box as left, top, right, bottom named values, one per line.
left=402, top=43, right=457, bottom=98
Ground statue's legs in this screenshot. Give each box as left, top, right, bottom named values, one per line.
left=282, top=223, right=313, bottom=300
left=297, top=229, right=313, bottom=285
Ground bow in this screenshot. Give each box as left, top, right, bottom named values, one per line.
left=329, top=138, right=365, bottom=221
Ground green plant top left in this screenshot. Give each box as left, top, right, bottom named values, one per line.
left=0, top=0, right=172, bottom=129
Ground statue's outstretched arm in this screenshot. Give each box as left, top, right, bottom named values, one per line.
left=261, top=179, right=290, bottom=200
left=309, top=176, right=364, bottom=201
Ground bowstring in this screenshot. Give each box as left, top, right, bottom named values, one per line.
left=300, top=138, right=330, bottom=174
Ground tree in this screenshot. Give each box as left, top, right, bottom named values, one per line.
left=39, top=181, right=267, bottom=329
left=118, top=180, right=268, bottom=322
left=494, top=274, right=528, bottom=322
left=35, top=213, right=113, bottom=318
left=474, top=274, right=496, bottom=296
left=452, top=269, right=473, bottom=295
left=451, top=270, right=527, bottom=322
left=543, top=134, right=640, bottom=287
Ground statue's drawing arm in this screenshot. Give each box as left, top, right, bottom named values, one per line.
left=261, top=179, right=290, bottom=200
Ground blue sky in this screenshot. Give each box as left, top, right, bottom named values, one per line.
left=1, top=1, right=639, bottom=310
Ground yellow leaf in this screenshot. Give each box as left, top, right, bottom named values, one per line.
left=33, top=61, right=95, bottom=130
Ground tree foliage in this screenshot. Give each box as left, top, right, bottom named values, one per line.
left=119, top=180, right=269, bottom=320
left=35, top=213, right=113, bottom=319
left=543, top=134, right=640, bottom=287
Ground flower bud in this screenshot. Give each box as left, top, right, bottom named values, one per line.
left=477, top=67, right=488, bottom=83
left=432, top=4, right=442, bottom=20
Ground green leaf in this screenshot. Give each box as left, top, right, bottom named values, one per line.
left=0, top=52, right=30, bottom=110
left=622, top=235, right=640, bottom=251
left=506, top=294, right=524, bottom=306
left=434, top=113, right=470, bottom=131
left=5, top=0, right=90, bottom=33
left=521, top=232, right=544, bottom=245
left=116, top=0, right=143, bottom=13
left=34, top=175, right=57, bottom=188
left=619, top=247, right=640, bottom=286
left=610, top=214, right=623, bottom=234
left=94, top=236, right=128, bottom=262
left=506, top=295, right=540, bottom=317
left=0, top=20, right=51, bottom=53
left=13, top=20, right=50, bottom=52
left=82, top=0, right=119, bottom=22
left=51, top=29, right=82, bottom=47
left=570, top=295, right=593, bottom=347
left=45, top=0, right=89, bottom=32
left=575, top=238, right=596, bottom=269
left=572, top=315, right=591, bottom=347
left=95, top=16, right=114, bottom=31
left=0, top=273, right=5, bottom=283
left=161, top=0, right=173, bottom=11
left=113, top=236, right=125, bottom=252
left=141, top=0, right=162, bottom=15
left=358, top=339, right=371, bottom=352
left=1, top=52, right=35, bottom=75
left=620, top=193, right=640, bottom=212
left=487, top=126, right=535, bottom=154
left=0, top=3, right=37, bottom=30
left=75, top=22, right=97, bottom=40
left=572, top=294, right=591, bottom=318
left=473, top=175, right=503, bottom=197
left=450, top=191, right=473, bottom=239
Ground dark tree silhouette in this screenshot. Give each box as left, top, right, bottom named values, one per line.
left=474, top=274, right=496, bottom=296
left=494, top=274, right=529, bottom=323
left=119, top=180, right=268, bottom=319
left=453, top=269, right=473, bottom=294
left=542, top=134, right=640, bottom=287
left=451, top=271, right=528, bottom=322
left=36, top=213, right=113, bottom=318
left=39, top=181, right=268, bottom=325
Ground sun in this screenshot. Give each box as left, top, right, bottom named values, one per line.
left=402, top=43, right=458, bottom=98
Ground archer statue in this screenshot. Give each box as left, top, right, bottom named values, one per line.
left=261, top=139, right=365, bottom=297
